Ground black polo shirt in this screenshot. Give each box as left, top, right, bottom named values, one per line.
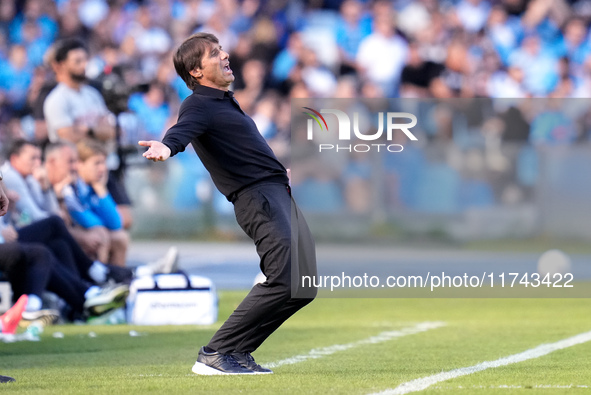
left=162, top=84, right=288, bottom=200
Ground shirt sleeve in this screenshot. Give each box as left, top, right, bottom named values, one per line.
left=63, top=184, right=104, bottom=229
left=63, top=184, right=121, bottom=230
left=2, top=168, right=50, bottom=224
left=161, top=98, right=209, bottom=157
left=92, top=193, right=122, bottom=230
left=27, top=177, right=57, bottom=216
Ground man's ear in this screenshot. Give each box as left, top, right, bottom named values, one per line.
left=189, top=69, right=203, bottom=79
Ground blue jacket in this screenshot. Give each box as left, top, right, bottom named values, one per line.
left=63, top=179, right=121, bottom=230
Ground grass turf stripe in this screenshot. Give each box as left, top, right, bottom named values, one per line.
left=370, top=329, right=591, bottom=395
left=266, top=321, right=446, bottom=368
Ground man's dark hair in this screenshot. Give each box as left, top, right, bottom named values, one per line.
left=6, top=139, right=38, bottom=159
left=54, top=38, right=88, bottom=63
left=173, top=33, right=219, bottom=90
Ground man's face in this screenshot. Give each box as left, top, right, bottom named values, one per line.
left=194, top=44, right=235, bottom=90
left=10, top=144, right=41, bottom=177
left=78, top=154, right=107, bottom=184
left=46, top=146, right=78, bottom=185
left=63, top=48, right=88, bottom=83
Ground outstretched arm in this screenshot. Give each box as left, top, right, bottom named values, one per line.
left=139, top=141, right=172, bottom=162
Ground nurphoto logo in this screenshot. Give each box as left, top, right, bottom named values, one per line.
left=303, top=107, right=418, bottom=153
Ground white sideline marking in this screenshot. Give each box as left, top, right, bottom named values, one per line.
left=434, top=384, right=589, bottom=389
left=370, top=329, right=591, bottom=395
left=266, top=321, right=445, bottom=369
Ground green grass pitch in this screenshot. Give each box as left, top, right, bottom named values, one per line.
left=1, top=292, right=590, bottom=394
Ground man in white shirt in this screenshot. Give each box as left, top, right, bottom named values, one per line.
left=43, top=39, right=115, bottom=144
left=43, top=38, right=133, bottom=229
left=356, top=5, right=408, bottom=97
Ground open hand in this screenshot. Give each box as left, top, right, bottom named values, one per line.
left=139, top=141, right=171, bottom=162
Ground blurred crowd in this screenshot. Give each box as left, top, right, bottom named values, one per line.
left=0, top=0, right=590, bottom=217
left=0, top=0, right=590, bottom=147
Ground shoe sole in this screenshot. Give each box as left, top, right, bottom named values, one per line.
left=86, top=289, right=129, bottom=316
left=191, top=361, right=258, bottom=375
left=250, top=370, right=273, bottom=374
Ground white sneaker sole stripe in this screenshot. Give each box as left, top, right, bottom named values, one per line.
left=251, top=370, right=273, bottom=375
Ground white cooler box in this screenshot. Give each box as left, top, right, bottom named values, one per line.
left=127, top=273, right=217, bottom=325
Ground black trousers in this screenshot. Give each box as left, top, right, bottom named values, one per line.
left=0, top=242, right=89, bottom=313
left=17, top=216, right=132, bottom=284
left=17, top=216, right=94, bottom=282
left=207, top=183, right=317, bottom=354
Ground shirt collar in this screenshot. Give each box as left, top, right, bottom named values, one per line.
left=193, top=84, right=233, bottom=99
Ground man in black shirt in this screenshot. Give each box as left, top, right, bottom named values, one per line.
left=139, top=33, right=317, bottom=375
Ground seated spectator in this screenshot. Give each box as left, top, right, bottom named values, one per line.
left=0, top=214, right=179, bottom=322
left=47, top=142, right=173, bottom=268
left=2, top=212, right=178, bottom=280
left=43, top=141, right=75, bottom=210
left=0, top=140, right=132, bottom=270
left=44, top=140, right=102, bottom=256
left=0, top=237, right=129, bottom=324
left=0, top=139, right=57, bottom=226
left=63, top=139, right=128, bottom=266
left=1, top=214, right=132, bottom=285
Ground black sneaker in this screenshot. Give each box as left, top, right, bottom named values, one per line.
left=192, top=347, right=255, bottom=375
left=0, top=375, right=15, bottom=383
left=230, top=352, right=273, bottom=374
